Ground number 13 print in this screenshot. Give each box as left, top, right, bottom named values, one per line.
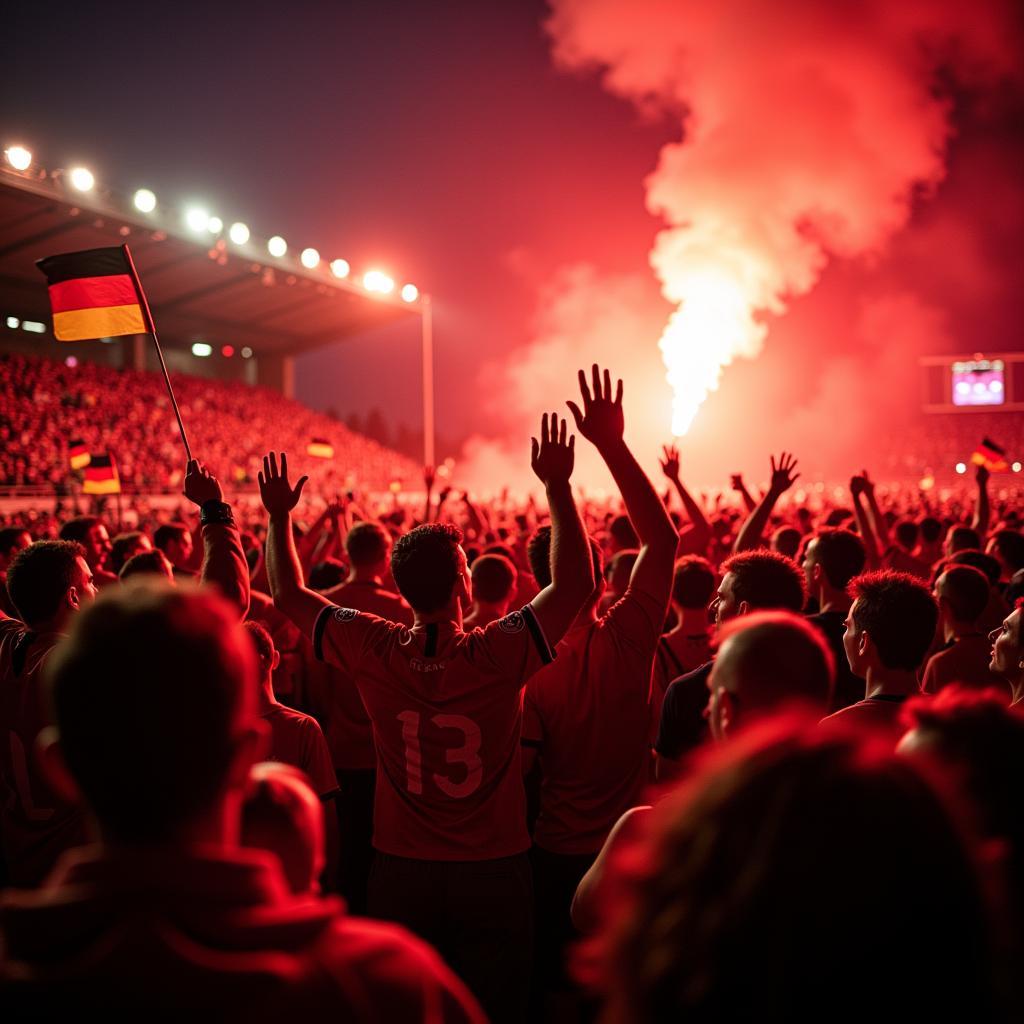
left=397, top=711, right=483, bottom=798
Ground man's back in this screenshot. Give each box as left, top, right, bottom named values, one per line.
left=313, top=603, right=554, bottom=860
left=0, top=846, right=482, bottom=1022
left=523, top=588, right=661, bottom=855
left=922, top=635, right=1012, bottom=699
left=261, top=702, right=340, bottom=799
left=0, top=619, right=85, bottom=886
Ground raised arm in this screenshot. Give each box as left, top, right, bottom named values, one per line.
left=733, top=452, right=800, bottom=553
left=568, top=367, right=678, bottom=601
left=850, top=474, right=881, bottom=569
left=731, top=473, right=757, bottom=514
left=528, top=412, right=593, bottom=646
left=859, top=470, right=891, bottom=552
left=971, top=463, right=991, bottom=539
left=259, top=452, right=332, bottom=637
left=183, top=459, right=249, bottom=619
left=659, top=444, right=710, bottom=554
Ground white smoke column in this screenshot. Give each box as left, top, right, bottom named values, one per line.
left=546, top=0, right=1018, bottom=435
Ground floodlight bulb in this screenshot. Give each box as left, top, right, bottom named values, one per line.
left=207, top=216, right=223, bottom=234
left=192, top=342, right=212, bottom=357
left=363, top=270, right=394, bottom=294
left=268, top=235, right=287, bottom=257
left=300, top=247, right=320, bottom=269
left=229, top=222, right=250, bottom=244
left=185, top=207, right=210, bottom=232
left=69, top=166, right=95, bottom=192
left=955, top=462, right=967, bottom=475
left=241, top=346, right=253, bottom=359
left=401, top=283, right=419, bottom=303
left=330, top=259, right=350, bottom=279
left=4, top=146, right=32, bottom=171
left=133, top=188, right=157, bottom=213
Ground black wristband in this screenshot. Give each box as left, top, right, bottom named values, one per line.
left=199, top=500, right=235, bottom=527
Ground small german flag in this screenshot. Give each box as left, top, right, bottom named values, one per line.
left=68, top=439, right=91, bottom=470
left=36, top=246, right=149, bottom=342
left=83, top=454, right=121, bottom=495
left=307, top=438, right=334, bottom=459
left=971, top=437, right=1009, bottom=473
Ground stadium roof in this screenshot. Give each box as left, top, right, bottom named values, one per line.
left=0, top=162, right=422, bottom=357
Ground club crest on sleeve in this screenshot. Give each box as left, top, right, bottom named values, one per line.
left=497, top=610, right=525, bottom=634
left=333, top=607, right=359, bottom=623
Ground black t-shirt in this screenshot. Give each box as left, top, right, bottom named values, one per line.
left=806, top=610, right=865, bottom=712
left=654, top=661, right=713, bottom=760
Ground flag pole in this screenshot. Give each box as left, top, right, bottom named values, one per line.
left=120, top=244, right=193, bottom=463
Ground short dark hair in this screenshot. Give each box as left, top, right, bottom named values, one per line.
left=919, top=516, right=943, bottom=544
left=948, top=525, right=981, bottom=553
left=109, top=532, right=148, bottom=575
left=0, top=526, right=30, bottom=557
left=154, top=523, right=189, bottom=553
left=770, top=526, right=802, bottom=560
left=48, top=584, right=257, bottom=843
left=673, top=556, right=716, bottom=609
left=471, top=554, right=517, bottom=603
left=7, top=540, right=85, bottom=625
left=244, top=619, right=276, bottom=668
left=345, top=521, right=390, bottom=567
left=119, top=550, right=172, bottom=581
left=849, top=570, right=938, bottom=671
left=895, top=520, right=919, bottom=550
left=813, top=529, right=866, bottom=591
left=949, top=549, right=1001, bottom=587
left=308, top=558, right=347, bottom=591
left=937, top=565, right=990, bottom=625
left=391, top=523, right=464, bottom=613
left=990, top=530, right=1024, bottom=573
left=527, top=526, right=603, bottom=591
left=609, top=515, right=638, bottom=550
left=58, top=515, right=101, bottom=545
left=720, top=550, right=806, bottom=613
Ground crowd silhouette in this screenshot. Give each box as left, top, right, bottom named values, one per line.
left=1, top=360, right=1023, bottom=1022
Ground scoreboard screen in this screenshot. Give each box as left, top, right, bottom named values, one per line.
left=952, top=359, right=1005, bottom=407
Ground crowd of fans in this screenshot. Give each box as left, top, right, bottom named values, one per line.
left=1, top=361, right=1024, bottom=1021
left=0, top=352, right=419, bottom=492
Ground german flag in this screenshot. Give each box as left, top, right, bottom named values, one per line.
left=36, top=246, right=149, bottom=342
left=68, top=439, right=91, bottom=470
left=307, top=438, right=334, bottom=459
left=83, top=454, right=121, bottom=495
left=971, top=437, right=1009, bottom=473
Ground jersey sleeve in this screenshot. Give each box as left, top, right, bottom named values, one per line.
left=311, top=604, right=389, bottom=675
left=472, top=604, right=556, bottom=689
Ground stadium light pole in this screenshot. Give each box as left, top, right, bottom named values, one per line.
left=421, top=293, right=435, bottom=470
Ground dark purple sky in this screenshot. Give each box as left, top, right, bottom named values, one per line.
left=2, top=0, right=668, bottom=442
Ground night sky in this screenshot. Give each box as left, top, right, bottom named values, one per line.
left=4, top=1, right=1023, bottom=486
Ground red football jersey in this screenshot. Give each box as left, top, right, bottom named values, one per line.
left=261, top=703, right=340, bottom=799
left=312, top=604, right=554, bottom=861
left=522, top=588, right=663, bottom=856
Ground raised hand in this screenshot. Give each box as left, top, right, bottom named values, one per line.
left=849, top=474, right=867, bottom=498
left=424, top=465, right=436, bottom=490
left=769, top=452, right=800, bottom=495
left=730, top=473, right=745, bottom=492
left=566, top=364, right=624, bottom=451
left=660, top=444, right=681, bottom=482
left=183, top=459, right=223, bottom=506
left=531, top=412, right=575, bottom=487
left=258, top=451, right=308, bottom=518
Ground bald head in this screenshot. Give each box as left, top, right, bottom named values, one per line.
left=708, top=611, right=835, bottom=739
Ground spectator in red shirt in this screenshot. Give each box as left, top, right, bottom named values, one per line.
left=924, top=565, right=1012, bottom=698
left=108, top=531, right=152, bottom=577
left=824, top=571, right=938, bottom=738
left=257, top=411, right=592, bottom=1024
left=0, top=584, right=483, bottom=1022
left=520, top=366, right=677, bottom=1014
